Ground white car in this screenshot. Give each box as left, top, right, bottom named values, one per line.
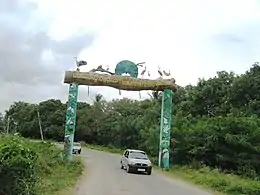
left=120, top=149, right=152, bottom=175
left=72, top=142, right=82, bottom=154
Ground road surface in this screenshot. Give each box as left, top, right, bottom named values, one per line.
left=73, top=149, right=212, bottom=195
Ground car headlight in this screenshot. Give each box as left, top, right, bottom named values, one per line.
left=147, top=161, right=152, bottom=166
left=128, top=161, right=135, bottom=165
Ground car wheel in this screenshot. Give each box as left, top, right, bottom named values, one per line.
left=147, top=169, right=152, bottom=175
left=78, top=150, right=81, bottom=154
left=120, top=161, right=124, bottom=169
left=126, top=165, right=131, bottom=173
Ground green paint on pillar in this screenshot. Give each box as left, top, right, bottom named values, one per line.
left=64, top=83, right=79, bottom=161
left=158, top=89, right=173, bottom=170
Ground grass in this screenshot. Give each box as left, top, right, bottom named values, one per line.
left=35, top=157, right=84, bottom=195
left=29, top=139, right=84, bottom=194
left=0, top=135, right=84, bottom=195
left=163, top=166, right=260, bottom=195
left=83, top=143, right=260, bottom=195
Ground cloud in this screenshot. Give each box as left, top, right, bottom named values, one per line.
left=75, top=0, right=260, bottom=99
left=0, top=0, right=95, bottom=112
left=204, top=21, right=260, bottom=73
left=1, top=0, right=260, bottom=112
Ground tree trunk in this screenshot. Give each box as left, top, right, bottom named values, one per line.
left=64, top=71, right=178, bottom=92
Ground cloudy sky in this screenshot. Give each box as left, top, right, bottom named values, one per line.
left=0, top=0, right=260, bottom=112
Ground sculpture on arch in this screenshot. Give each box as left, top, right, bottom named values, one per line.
left=63, top=59, right=178, bottom=170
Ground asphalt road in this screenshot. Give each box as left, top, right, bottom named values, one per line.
left=74, top=148, right=212, bottom=195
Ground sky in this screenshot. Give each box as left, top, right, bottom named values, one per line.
left=0, top=0, right=260, bottom=112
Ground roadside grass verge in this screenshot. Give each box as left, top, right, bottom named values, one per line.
left=83, top=143, right=260, bottom=195
left=0, top=134, right=84, bottom=195
left=165, top=166, right=260, bottom=195
left=35, top=156, right=84, bottom=195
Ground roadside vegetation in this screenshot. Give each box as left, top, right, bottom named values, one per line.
left=0, top=134, right=83, bottom=195
left=1, top=62, right=260, bottom=194
left=84, top=143, right=260, bottom=195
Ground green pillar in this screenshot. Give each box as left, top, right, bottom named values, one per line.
left=64, top=83, right=79, bottom=161
left=158, top=89, right=173, bottom=170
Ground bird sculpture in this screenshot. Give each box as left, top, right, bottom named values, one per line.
left=139, top=66, right=148, bottom=98
left=136, top=62, right=145, bottom=67
left=75, top=57, right=87, bottom=71
left=163, top=69, right=171, bottom=77
left=74, top=57, right=88, bottom=95
left=97, top=65, right=103, bottom=70
left=140, top=66, right=147, bottom=79
left=74, top=57, right=80, bottom=71
left=158, top=67, right=163, bottom=78
left=78, top=60, right=87, bottom=66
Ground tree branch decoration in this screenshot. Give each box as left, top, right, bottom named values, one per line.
left=64, top=61, right=178, bottom=92
left=89, top=65, right=115, bottom=75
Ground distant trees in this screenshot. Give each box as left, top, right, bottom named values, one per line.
left=3, top=62, right=260, bottom=179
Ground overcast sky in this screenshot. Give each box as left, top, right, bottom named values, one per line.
left=0, top=0, right=260, bottom=112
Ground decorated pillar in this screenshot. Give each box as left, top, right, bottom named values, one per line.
left=64, top=83, right=79, bottom=161
left=158, top=89, right=173, bottom=170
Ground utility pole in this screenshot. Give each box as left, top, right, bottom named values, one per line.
left=6, top=116, right=10, bottom=133
left=37, top=107, right=44, bottom=141
left=14, top=121, right=17, bottom=134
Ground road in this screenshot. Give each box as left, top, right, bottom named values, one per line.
left=73, top=148, right=212, bottom=195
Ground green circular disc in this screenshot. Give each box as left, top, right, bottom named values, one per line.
left=115, top=60, right=138, bottom=78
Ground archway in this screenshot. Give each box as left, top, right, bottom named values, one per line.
left=63, top=60, right=178, bottom=170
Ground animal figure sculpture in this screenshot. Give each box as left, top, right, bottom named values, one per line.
left=163, top=70, right=171, bottom=77
left=115, top=60, right=144, bottom=95
left=140, top=66, right=147, bottom=79
left=74, top=57, right=88, bottom=94
left=158, top=67, right=163, bottom=78
left=75, top=57, right=87, bottom=71
left=115, top=60, right=140, bottom=78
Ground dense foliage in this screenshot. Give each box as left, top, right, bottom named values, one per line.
left=2, top=62, right=260, bottom=182
left=0, top=134, right=82, bottom=195
left=0, top=135, right=38, bottom=194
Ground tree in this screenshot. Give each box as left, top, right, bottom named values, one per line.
left=4, top=62, right=260, bottom=179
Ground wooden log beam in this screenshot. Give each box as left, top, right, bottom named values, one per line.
left=64, top=71, right=178, bottom=92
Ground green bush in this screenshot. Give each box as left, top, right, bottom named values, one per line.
left=0, top=134, right=39, bottom=195
left=172, top=115, right=260, bottom=179
left=0, top=134, right=64, bottom=195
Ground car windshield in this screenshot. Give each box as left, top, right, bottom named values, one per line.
left=73, top=143, right=81, bottom=146
left=129, top=151, right=148, bottom=159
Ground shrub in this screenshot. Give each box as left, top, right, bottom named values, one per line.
left=0, top=134, right=39, bottom=195
left=172, top=116, right=260, bottom=179
left=0, top=134, right=63, bottom=195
